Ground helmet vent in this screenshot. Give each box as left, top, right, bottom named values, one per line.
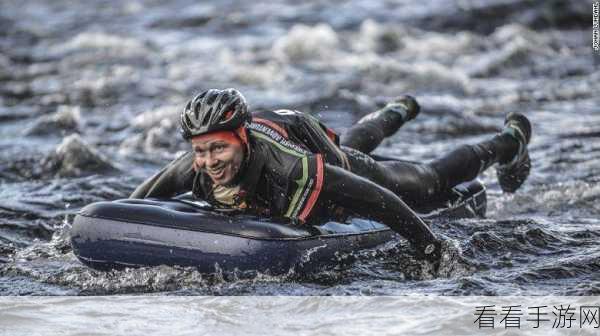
left=180, top=88, right=251, bottom=140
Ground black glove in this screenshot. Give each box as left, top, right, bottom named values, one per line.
left=415, top=239, right=442, bottom=264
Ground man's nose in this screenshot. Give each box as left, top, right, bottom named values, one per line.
left=205, top=152, right=219, bottom=167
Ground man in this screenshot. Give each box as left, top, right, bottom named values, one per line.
left=131, top=88, right=531, bottom=263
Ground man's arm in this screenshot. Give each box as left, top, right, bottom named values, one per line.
left=130, top=151, right=196, bottom=199
left=321, top=164, right=441, bottom=260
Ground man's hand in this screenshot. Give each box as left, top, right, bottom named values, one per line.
left=417, top=239, right=442, bottom=264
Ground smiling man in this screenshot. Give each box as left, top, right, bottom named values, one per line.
left=131, top=88, right=532, bottom=264
left=192, top=131, right=244, bottom=185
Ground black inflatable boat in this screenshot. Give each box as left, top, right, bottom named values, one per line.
left=70, top=179, right=486, bottom=275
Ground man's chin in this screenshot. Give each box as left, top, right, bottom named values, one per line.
left=211, top=178, right=226, bottom=186
left=210, top=174, right=232, bottom=186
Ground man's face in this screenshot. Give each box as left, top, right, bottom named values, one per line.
left=191, top=133, right=244, bottom=186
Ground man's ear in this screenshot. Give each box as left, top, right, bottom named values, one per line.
left=236, top=126, right=251, bottom=154
left=235, top=126, right=249, bottom=145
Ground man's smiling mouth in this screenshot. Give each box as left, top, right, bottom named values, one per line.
left=207, top=166, right=226, bottom=179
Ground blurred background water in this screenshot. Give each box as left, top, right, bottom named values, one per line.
left=3, top=296, right=598, bottom=336
left=0, top=0, right=597, bottom=296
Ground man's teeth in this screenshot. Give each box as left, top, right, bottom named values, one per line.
left=209, top=167, right=224, bottom=175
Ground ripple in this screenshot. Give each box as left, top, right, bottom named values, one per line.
left=515, top=252, right=600, bottom=282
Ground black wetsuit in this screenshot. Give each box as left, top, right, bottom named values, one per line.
left=131, top=107, right=518, bottom=257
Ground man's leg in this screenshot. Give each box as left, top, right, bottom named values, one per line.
left=430, top=113, right=532, bottom=193
left=342, top=146, right=442, bottom=209
left=340, top=96, right=420, bottom=154
left=342, top=113, right=531, bottom=208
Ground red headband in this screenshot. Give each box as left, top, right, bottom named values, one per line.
left=191, top=130, right=246, bottom=173
left=191, top=130, right=242, bottom=145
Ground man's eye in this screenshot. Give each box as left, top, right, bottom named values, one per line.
left=213, top=145, right=225, bottom=153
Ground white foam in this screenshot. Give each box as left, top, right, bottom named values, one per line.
left=355, top=19, right=405, bottom=53
left=54, top=105, right=81, bottom=125
left=402, top=31, right=480, bottom=60
left=214, top=48, right=285, bottom=87
left=69, top=66, right=141, bottom=104
left=464, top=37, right=531, bottom=77
left=360, top=59, right=472, bottom=94
left=131, top=105, right=180, bottom=129
left=163, top=36, right=224, bottom=61
left=24, top=105, right=81, bottom=136
left=272, top=24, right=340, bottom=62
left=490, top=181, right=600, bottom=217
left=355, top=20, right=481, bottom=62
left=581, top=183, right=600, bottom=203
left=54, top=32, right=150, bottom=57
left=120, top=112, right=182, bottom=156
left=491, top=24, right=546, bottom=47
left=460, top=24, right=552, bottom=77
left=230, top=62, right=284, bottom=87
left=118, top=134, right=145, bottom=156
left=143, top=120, right=178, bottom=153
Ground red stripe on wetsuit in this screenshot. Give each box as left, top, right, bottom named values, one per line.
left=325, top=127, right=338, bottom=143
left=299, top=154, right=324, bottom=222
left=253, top=118, right=289, bottom=139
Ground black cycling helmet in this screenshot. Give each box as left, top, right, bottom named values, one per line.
left=180, top=88, right=251, bottom=140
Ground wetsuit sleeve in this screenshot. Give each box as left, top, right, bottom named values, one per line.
left=320, top=164, right=440, bottom=258
left=130, top=151, right=197, bottom=199
left=316, top=118, right=339, bottom=145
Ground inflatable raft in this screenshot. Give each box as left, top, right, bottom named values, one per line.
left=71, top=180, right=486, bottom=275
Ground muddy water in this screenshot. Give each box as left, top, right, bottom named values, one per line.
left=0, top=0, right=597, bottom=296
